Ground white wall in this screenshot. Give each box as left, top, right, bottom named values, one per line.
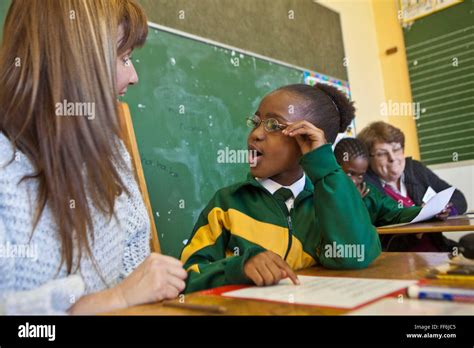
left=430, top=162, right=474, bottom=242
left=430, top=163, right=474, bottom=212
left=316, top=0, right=387, bottom=132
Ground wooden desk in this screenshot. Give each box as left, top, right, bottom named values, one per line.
left=377, top=216, right=474, bottom=234
left=106, top=252, right=470, bottom=316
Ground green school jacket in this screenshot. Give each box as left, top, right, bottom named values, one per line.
left=180, top=144, right=382, bottom=293
left=363, top=183, right=422, bottom=227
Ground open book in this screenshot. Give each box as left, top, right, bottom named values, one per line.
left=378, top=187, right=455, bottom=229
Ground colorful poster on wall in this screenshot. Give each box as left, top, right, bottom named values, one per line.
left=399, top=0, right=463, bottom=23
left=303, top=71, right=355, bottom=141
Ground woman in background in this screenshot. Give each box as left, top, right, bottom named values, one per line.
left=357, top=121, right=467, bottom=252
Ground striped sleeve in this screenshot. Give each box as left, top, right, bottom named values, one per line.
left=180, top=205, right=264, bottom=293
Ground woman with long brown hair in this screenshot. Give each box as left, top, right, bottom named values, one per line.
left=0, top=0, right=186, bottom=314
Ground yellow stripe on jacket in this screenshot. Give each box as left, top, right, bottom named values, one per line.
left=181, top=207, right=315, bottom=271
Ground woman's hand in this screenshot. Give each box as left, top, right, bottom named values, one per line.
left=282, top=121, right=327, bottom=155
left=435, top=202, right=453, bottom=221
left=357, top=182, right=370, bottom=198
left=114, top=253, right=187, bottom=308
left=244, top=250, right=300, bottom=286
left=68, top=253, right=187, bottom=315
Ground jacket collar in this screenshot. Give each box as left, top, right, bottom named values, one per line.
left=231, top=173, right=314, bottom=202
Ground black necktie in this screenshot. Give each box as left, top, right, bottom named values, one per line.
left=273, top=187, right=293, bottom=216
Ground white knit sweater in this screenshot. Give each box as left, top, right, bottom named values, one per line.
left=0, top=132, right=151, bottom=314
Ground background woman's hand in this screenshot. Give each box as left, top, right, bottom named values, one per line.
left=357, top=182, right=370, bottom=198
left=436, top=202, right=453, bottom=221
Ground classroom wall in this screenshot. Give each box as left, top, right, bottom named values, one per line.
left=319, top=0, right=472, bottom=215
left=371, top=0, right=420, bottom=160
left=316, top=0, right=388, bottom=137
left=370, top=0, right=472, bottom=216
left=318, top=0, right=420, bottom=159
left=137, top=0, right=348, bottom=80
left=430, top=162, right=474, bottom=211
left=432, top=161, right=474, bottom=241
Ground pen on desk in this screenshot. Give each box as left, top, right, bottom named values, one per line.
left=162, top=301, right=227, bottom=314
left=408, top=285, right=474, bottom=302
left=430, top=274, right=474, bottom=282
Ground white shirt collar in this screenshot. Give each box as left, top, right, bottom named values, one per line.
left=380, top=172, right=407, bottom=197
left=256, top=174, right=306, bottom=199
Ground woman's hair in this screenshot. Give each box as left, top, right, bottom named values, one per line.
left=334, top=137, right=369, bottom=165
left=275, top=83, right=356, bottom=143
left=0, top=0, right=148, bottom=274
left=357, top=121, right=405, bottom=154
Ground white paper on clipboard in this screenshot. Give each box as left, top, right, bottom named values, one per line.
left=411, top=187, right=455, bottom=223
left=379, top=187, right=455, bottom=229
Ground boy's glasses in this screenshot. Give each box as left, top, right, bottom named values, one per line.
left=246, top=114, right=288, bottom=133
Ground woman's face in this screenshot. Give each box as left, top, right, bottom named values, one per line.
left=369, top=141, right=406, bottom=183
left=116, top=27, right=139, bottom=97
left=116, top=49, right=138, bottom=97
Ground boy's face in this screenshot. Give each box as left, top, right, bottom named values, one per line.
left=247, top=90, right=304, bottom=182
left=340, top=156, right=368, bottom=187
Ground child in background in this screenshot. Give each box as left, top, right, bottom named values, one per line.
left=180, top=84, right=381, bottom=293
left=334, top=137, right=453, bottom=252
left=334, top=138, right=371, bottom=198
left=334, top=138, right=421, bottom=227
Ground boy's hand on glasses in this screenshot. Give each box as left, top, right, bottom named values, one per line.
left=282, top=120, right=327, bottom=155
left=244, top=250, right=300, bottom=286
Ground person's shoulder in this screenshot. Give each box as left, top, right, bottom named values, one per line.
left=0, top=134, right=33, bottom=188
left=404, top=157, right=430, bottom=178
left=202, top=179, right=256, bottom=212
left=0, top=132, right=14, bottom=166
left=405, top=157, right=425, bottom=168
left=363, top=181, right=386, bottom=204
left=365, top=181, right=380, bottom=195
left=364, top=169, right=383, bottom=191
left=212, top=180, right=248, bottom=200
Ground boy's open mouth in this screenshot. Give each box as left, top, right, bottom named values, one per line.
left=248, top=145, right=264, bottom=165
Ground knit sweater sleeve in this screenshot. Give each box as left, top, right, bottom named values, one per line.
left=0, top=217, right=86, bottom=315
left=117, top=140, right=151, bottom=279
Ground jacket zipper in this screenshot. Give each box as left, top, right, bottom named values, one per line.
left=265, top=189, right=298, bottom=261
left=284, top=213, right=293, bottom=261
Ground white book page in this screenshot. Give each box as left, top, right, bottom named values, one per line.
left=222, top=276, right=417, bottom=309
left=422, top=186, right=437, bottom=203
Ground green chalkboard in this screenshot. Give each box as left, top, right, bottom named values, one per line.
left=0, top=0, right=11, bottom=42
left=404, top=0, right=474, bottom=165
left=123, top=26, right=304, bottom=257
